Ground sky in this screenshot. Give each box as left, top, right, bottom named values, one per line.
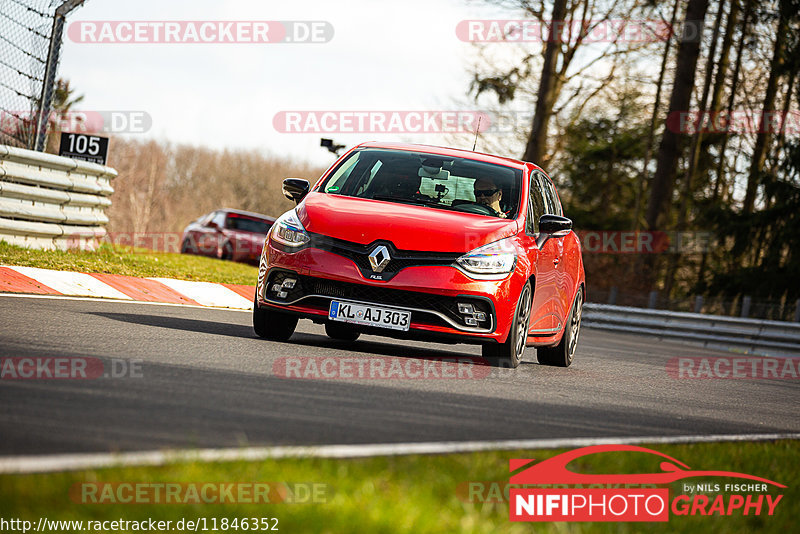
left=56, top=0, right=519, bottom=166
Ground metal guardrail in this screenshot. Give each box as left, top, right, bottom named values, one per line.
left=583, top=303, right=800, bottom=357
left=0, top=144, right=117, bottom=249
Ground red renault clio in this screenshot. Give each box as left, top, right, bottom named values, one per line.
left=254, top=142, right=585, bottom=368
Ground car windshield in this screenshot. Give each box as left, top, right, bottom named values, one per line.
left=321, top=148, right=522, bottom=218
left=225, top=215, right=272, bottom=233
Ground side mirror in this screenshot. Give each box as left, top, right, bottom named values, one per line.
left=283, top=178, right=310, bottom=204
left=540, top=214, right=572, bottom=235
left=536, top=214, right=572, bottom=248
left=207, top=220, right=219, bottom=229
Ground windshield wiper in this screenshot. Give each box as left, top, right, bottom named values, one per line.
left=370, top=194, right=436, bottom=206
left=370, top=194, right=413, bottom=202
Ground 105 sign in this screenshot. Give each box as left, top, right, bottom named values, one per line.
left=59, top=132, right=109, bottom=165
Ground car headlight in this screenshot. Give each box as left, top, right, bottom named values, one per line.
left=456, top=238, right=517, bottom=278
left=270, top=209, right=310, bottom=248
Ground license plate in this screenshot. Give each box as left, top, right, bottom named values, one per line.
left=328, top=300, right=411, bottom=331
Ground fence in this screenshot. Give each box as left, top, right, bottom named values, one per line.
left=0, top=0, right=85, bottom=150
left=0, top=143, right=116, bottom=249
left=582, top=304, right=800, bottom=357
left=590, top=285, right=800, bottom=323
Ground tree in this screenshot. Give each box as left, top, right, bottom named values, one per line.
left=561, top=87, right=650, bottom=229
left=45, top=78, right=85, bottom=154
left=633, top=0, right=682, bottom=230
left=522, top=0, right=568, bottom=163
left=663, top=0, right=726, bottom=297
left=644, top=0, right=710, bottom=231
left=703, top=112, right=800, bottom=319
left=710, top=0, right=751, bottom=202
left=742, top=0, right=791, bottom=214
left=471, top=0, right=651, bottom=166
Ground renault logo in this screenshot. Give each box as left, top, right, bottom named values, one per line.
left=368, top=245, right=391, bottom=273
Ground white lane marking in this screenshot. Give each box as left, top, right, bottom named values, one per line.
left=0, top=433, right=797, bottom=474
left=6, top=266, right=133, bottom=300
left=0, top=292, right=251, bottom=311
left=147, top=278, right=252, bottom=309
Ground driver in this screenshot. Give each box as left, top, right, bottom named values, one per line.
left=473, top=178, right=507, bottom=218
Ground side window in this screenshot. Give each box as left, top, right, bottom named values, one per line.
left=324, top=152, right=361, bottom=193
left=541, top=174, right=562, bottom=215
left=527, top=173, right=546, bottom=233
left=332, top=156, right=382, bottom=197
left=540, top=176, right=555, bottom=214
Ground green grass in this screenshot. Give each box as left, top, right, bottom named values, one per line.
left=0, top=241, right=258, bottom=285
left=1, top=440, right=795, bottom=533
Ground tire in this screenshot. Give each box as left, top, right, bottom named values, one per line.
left=482, top=282, right=532, bottom=368
left=537, top=287, right=583, bottom=367
left=180, top=239, right=193, bottom=254
left=253, top=299, right=298, bottom=341
left=325, top=322, right=361, bottom=342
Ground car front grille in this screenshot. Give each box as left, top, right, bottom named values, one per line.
left=309, top=234, right=461, bottom=279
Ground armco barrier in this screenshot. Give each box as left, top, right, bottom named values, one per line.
left=0, top=144, right=117, bottom=249
left=583, top=303, right=800, bottom=357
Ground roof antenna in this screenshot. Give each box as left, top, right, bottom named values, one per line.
left=472, top=115, right=482, bottom=151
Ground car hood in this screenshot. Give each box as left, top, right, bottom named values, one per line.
left=297, top=193, right=518, bottom=253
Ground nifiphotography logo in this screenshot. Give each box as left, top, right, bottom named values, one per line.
left=509, top=445, right=785, bottom=522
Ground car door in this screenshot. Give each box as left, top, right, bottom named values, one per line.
left=526, top=171, right=560, bottom=336
left=540, top=174, right=570, bottom=328
left=187, top=212, right=212, bottom=254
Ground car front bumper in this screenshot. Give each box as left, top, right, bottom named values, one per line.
left=257, top=243, right=523, bottom=344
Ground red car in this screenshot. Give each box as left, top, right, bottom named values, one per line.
left=181, top=209, right=276, bottom=264
left=254, top=142, right=585, bottom=368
